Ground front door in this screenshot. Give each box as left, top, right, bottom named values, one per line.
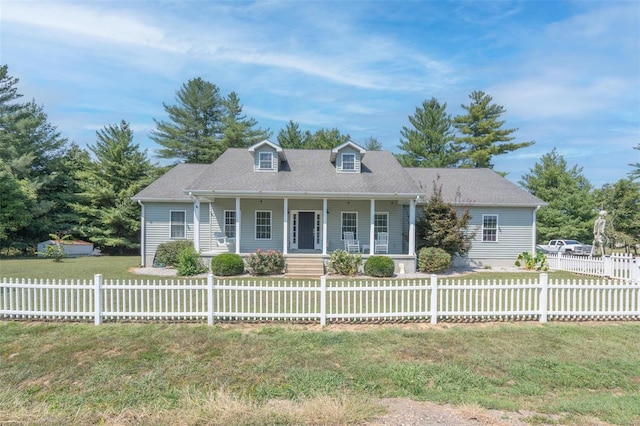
left=298, top=212, right=315, bottom=249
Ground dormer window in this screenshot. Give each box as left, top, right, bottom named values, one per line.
left=341, top=153, right=356, bottom=172
left=259, top=152, right=274, bottom=170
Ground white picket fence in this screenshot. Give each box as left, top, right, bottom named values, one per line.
left=2, top=274, right=639, bottom=325
left=547, top=253, right=640, bottom=281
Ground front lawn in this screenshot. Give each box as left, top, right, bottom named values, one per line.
left=0, top=322, right=638, bottom=425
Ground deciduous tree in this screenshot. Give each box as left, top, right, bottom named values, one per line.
left=454, top=91, right=534, bottom=168
left=594, top=178, right=640, bottom=253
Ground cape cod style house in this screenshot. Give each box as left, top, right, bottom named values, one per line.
left=132, top=140, right=545, bottom=275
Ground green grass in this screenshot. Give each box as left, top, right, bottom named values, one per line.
left=0, top=322, right=639, bottom=425
left=1, top=255, right=583, bottom=282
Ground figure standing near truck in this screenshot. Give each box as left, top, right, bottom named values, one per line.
left=590, top=210, right=607, bottom=257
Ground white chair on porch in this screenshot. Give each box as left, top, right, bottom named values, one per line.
left=374, top=232, right=389, bottom=254
left=213, top=232, right=229, bottom=246
left=343, top=231, right=360, bottom=253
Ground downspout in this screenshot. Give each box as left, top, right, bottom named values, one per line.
left=532, top=205, right=540, bottom=253
left=137, top=200, right=146, bottom=267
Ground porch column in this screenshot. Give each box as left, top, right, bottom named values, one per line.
left=409, top=199, right=416, bottom=256
left=283, top=198, right=288, bottom=254
left=369, top=199, right=375, bottom=255
left=235, top=197, right=241, bottom=254
left=193, top=198, right=201, bottom=252
left=322, top=198, right=328, bottom=254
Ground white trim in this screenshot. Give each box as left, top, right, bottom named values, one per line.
left=224, top=210, right=236, bottom=239
left=170, top=210, right=187, bottom=239
left=258, top=151, right=275, bottom=171
left=290, top=210, right=322, bottom=250
left=255, top=210, right=272, bottom=240
left=341, top=211, right=358, bottom=240
left=339, top=152, right=356, bottom=172
left=482, top=214, right=499, bottom=242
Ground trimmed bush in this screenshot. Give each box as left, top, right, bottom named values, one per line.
left=245, top=249, right=286, bottom=276
left=211, top=253, right=245, bottom=276
left=417, top=247, right=451, bottom=273
left=364, top=255, right=395, bottom=277
left=327, top=250, right=362, bottom=276
left=176, top=246, right=208, bottom=276
left=154, top=240, right=194, bottom=267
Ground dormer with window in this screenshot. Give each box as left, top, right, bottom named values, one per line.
left=248, top=140, right=286, bottom=172
left=331, top=141, right=366, bottom=173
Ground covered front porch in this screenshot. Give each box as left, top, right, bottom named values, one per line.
left=194, top=195, right=418, bottom=274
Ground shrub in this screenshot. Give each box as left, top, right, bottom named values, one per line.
left=364, top=255, right=395, bottom=277
left=176, top=246, right=208, bottom=276
left=211, top=253, right=245, bottom=276
left=327, top=250, right=362, bottom=276
left=515, top=251, right=548, bottom=271
left=417, top=247, right=451, bottom=273
left=154, top=240, right=194, bottom=267
left=245, top=249, right=286, bottom=276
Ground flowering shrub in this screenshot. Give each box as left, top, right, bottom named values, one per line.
left=327, top=249, right=362, bottom=276
left=245, top=249, right=286, bottom=276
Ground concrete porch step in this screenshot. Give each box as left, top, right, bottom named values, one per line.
left=285, top=256, right=325, bottom=277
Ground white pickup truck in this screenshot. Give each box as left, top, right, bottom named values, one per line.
left=536, top=239, right=592, bottom=256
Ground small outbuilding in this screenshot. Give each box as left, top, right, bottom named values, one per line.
left=37, top=240, right=95, bottom=257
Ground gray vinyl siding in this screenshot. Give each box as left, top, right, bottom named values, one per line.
left=240, top=199, right=284, bottom=252
left=335, top=146, right=361, bottom=173
left=464, top=207, right=535, bottom=260
left=144, top=202, right=195, bottom=265
left=253, top=146, right=278, bottom=172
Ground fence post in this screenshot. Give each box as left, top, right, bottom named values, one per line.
left=94, top=274, right=102, bottom=325
left=632, top=257, right=639, bottom=282
left=430, top=274, right=438, bottom=324
left=604, top=255, right=613, bottom=278
left=539, top=273, right=548, bottom=323
left=207, top=274, right=215, bottom=326
left=320, top=276, right=327, bottom=326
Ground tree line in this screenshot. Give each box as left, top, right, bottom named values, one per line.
left=1, top=64, right=638, bottom=255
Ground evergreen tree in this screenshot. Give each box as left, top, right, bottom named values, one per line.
left=519, top=148, right=594, bottom=243
left=74, top=121, right=159, bottom=253
left=0, top=65, right=76, bottom=251
left=220, top=92, right=271, bottom=149
left=277, top=120, right=309, bottom=148
left=416, top=180, right=472, bottom=256
left=454, top=91, right=534, bottom=168
left=630, top=143, right=640, bottom=180
left=0, top=159, right=36, bottom=248
left=396, top=98, right=459, bottom=167
left=151, top=77, right=225, bottom=163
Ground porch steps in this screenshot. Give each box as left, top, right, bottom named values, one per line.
left=285, top=255, right=325, bottom=277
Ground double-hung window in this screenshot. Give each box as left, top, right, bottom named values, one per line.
left=255, top=211, right=272, bottom=239
left=170, top=211, right=186, bottom=239
left=341, top=212, right=358, bottom=239
left=374, top=212, right=388, bottom=237
left=341, top=153, right=355, bottom=171
left=259, top=152, right=273, bottom=170
left=224, top=210, right=236, bottom=239
left=482, top=214, right=498, bottom=242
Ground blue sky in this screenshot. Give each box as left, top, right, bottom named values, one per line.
left=1, top=0, right=638, bottom=188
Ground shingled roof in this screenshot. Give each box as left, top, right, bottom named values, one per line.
left=406, top=168, right=545, bottom=207
left=184, top=148, right=423, bottom=199
left=133, top=148, right=545, bottom=207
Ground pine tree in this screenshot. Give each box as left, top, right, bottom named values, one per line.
left=454, top=91, right=534, bottom=168
left=0, top=65, right=76, bottom=251
left=151, top=77, right=226, bottom=163
left=630, top=143, right=640, bottom=180
left=519, top=148, right=595, bottom=243
left=220, top=92, right=271, bottom=149
left=396, top=98, right=459, bottom=167
left=75, top=121, right=159, bottom=252
left=362, top=136, right=382, bottom=151
left=277, top=120, right=309, bottom=149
